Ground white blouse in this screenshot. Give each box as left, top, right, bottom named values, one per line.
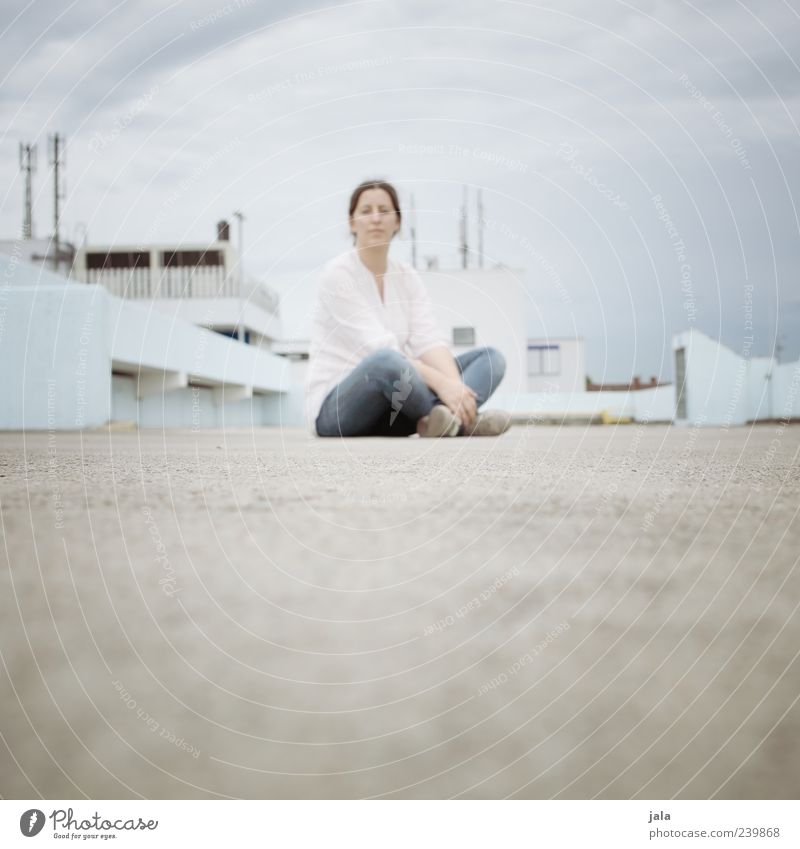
left=304, top=249, right=448, bottom=432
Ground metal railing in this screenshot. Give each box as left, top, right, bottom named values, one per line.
left=74, top=266, right=281, bottom=315
left=78, top=266, right=239, bottom=299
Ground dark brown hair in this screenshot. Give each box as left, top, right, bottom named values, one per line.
left=348, top=180, right=402, bottom=241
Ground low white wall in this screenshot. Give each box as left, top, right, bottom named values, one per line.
left=108, top=297, right=288, bottom=393
left=0, top=283, right=111, bottom=429
left=147, top=297, right=284, bottom=344
left=492, top=384, right=675, bottom=422
left=112, top=376, right=283, bottom=428
left=629, top=384, right=677, bottom=422
left=274, top=358, right=309, bottom=427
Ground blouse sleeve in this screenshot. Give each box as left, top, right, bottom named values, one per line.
left=404, top=267, right=449, bottom=359
left=316, top=265, right=400, bottom=356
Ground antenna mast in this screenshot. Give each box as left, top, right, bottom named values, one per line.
left=19, top=142, right=37, bottom=240
left=48, top=133, right=65, bottom=273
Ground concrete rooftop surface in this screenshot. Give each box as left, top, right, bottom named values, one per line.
left=1, top=424, right=798, bottom=799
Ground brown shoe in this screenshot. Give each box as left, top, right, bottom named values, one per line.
left=462, top=410, right=512, bottom=436
left=417, top=405, right=461, bottom=437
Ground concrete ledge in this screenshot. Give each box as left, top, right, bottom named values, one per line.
left=137, top=370, right=188, bottom=398
left=213, top=384, right=253, bottom=403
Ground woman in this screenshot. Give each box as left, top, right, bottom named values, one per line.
left=306, top=179, right=511, bottom=438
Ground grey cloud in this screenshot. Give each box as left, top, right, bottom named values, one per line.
left=2, top=0, right=799, bottom=376
left=1, top=0, right=330, bottom=133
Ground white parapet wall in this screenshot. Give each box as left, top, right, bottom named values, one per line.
left=493, top=384, right=676, bottom=423
left=0, top=279, right=112, bottom=429
left=673, top=327, right=800, bottom=426
left=0, top=254, right=293, bottom=430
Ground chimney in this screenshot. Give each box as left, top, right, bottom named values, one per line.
left=633, top=376, right=641, bottom=389
left=217, top=220, right=230, bottom=242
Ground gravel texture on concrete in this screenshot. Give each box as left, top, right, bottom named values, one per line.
left=1, top=424, right=798, bottom=799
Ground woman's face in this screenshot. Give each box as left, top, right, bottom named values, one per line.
left=349, top=188, right=399, bottom=248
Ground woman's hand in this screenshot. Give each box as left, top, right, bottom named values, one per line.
left=433, top=374, right=478, bottom=428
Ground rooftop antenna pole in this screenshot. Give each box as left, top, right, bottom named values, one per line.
left=410, top=193, right=418, bottom=269
left=232, top=210, right=245, bottom=297
left=48, top=133, right=65, bottom=273
left=460, top=185, right=468, bottom=269
left=477, top=188, right=484, bottom=269
left=19, top=142, right=37, bottom=240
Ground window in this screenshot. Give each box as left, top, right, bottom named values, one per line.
left=452, top=327, right=475, bottom=346
left=528, top=344, right=561, bottom=376
left=86, top=251, right=150, bottom=269
left=213, top=328, right=250, bottom=344
left=161, top=249, right=223, bottom=268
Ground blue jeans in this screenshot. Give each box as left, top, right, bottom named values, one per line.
left=315, top=346, right=506, bottom=437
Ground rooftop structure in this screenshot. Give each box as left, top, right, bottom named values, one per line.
left=0, top=253, right=293, bottom=430
left=69, top=221, right=283, bottom=351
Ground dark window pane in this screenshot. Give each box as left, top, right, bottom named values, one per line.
left=161, top=249, right=222, bottom=268
left=86, top=251, right=149, bottom=269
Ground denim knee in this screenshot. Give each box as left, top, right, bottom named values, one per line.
left=361, top=347, right=410, bottom=378
left=483, top=346, right=506, bottom=380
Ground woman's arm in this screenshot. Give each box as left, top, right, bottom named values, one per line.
left=411, top=346, right=477, bottom=427
left=403, top=267, right=478, bottom=425
left=417, top=344, right=461, bottom=381
left=409, top=345, right=460, bottom=391
left=410, top=356, right=447, bottom=394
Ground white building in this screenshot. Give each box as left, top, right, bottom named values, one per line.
left=70, top=221, right=283, bottom=351
left=526, top=336, right=586, bottom=394
left=420, top=266, right=528, bottom=399
left=20, top=234, right=794, bottom=431
left=0, top=253, right=293, bottom=430
left=673, top=327, right=800, bottom=427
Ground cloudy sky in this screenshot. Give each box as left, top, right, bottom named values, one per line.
left=2, top=0, right=798, bottom=381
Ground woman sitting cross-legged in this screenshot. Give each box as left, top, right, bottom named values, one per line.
left=305, top=179, right=512, bottom=438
